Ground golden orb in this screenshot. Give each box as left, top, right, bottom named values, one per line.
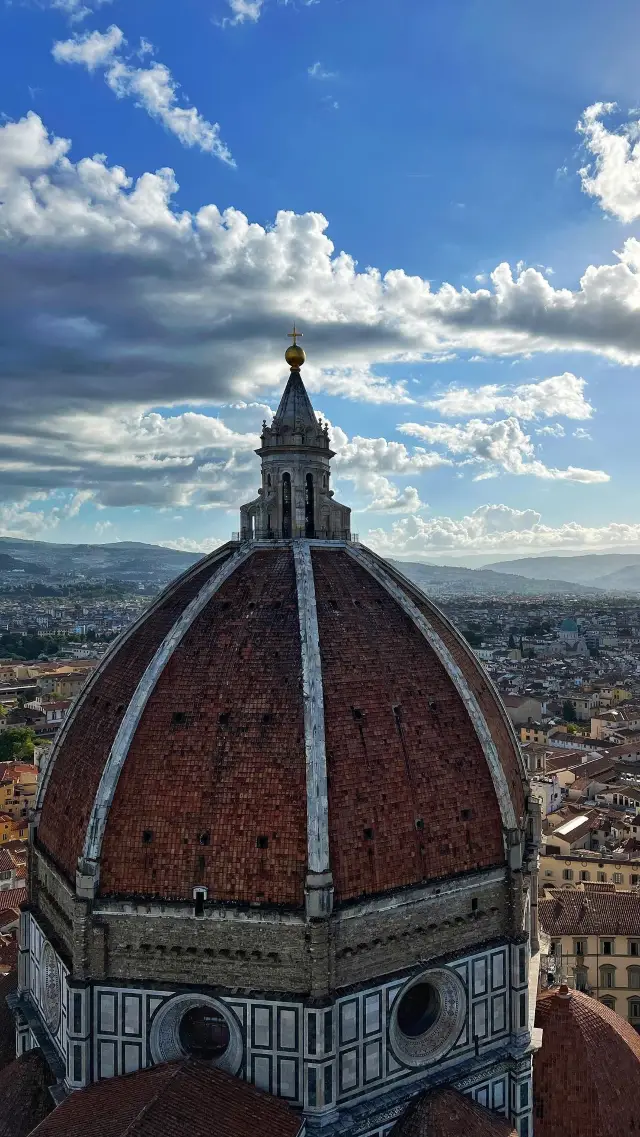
left=285, top=343, right=306, bottom=369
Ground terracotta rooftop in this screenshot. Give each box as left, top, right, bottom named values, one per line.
left=0, top=889, right=26, bottom=914
left=389, top=1086, right=517, bottom=1136
left=534, top=986, right=640, bottom=1137
left=0, top=1050, right=54, bottom=1137
left=502, top=694, right=538, bottom=707
left=544, top=751, right=594, bottom=772
left=38, top=544, right=526, bottom=906
left=27, top=1060, right=303, bottom=1137
left=540, top=888, right=640, bottom=935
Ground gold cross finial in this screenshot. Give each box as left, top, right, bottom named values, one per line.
left=288, top=324, right=303, bottom=346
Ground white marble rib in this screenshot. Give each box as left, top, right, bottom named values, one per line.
left=293, top=540, right=331, bottom=876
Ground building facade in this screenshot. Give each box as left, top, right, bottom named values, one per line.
left=540, top=887, right=640, bottom=1032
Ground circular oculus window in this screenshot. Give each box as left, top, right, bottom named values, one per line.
left=40, top=942, right=62, bottom=1033
left=149, top=994, right=242, bottom=1074
left=389, top=968, right=466, bottom=1067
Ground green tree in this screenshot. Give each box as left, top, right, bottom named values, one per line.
left=0, top=727, right=36, bottom=762
left=463, top=628, right=483, bottom=648
left=562, top=700, right=577, bottom=723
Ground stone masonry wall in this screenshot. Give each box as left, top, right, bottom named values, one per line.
left=333, top=875, right=509, bottom=989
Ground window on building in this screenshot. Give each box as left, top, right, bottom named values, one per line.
left=562, top=869, right=574, bottom=881
left=551, top=941, right=562, bottom=958
left=632, top=874, right=640, bottom=886
left=574, top=940, right=586, bottom=957
left=601, top=940, right=614, bottom=955
left=575, top=966, right=588, bottom=992
left=580, top=871, right=590, bottom=881
left=544, top=870, right=554, bottom=878
left=630, top=941, right=640, bottom=957
left=0, top=871, right=11, bottom=882
left=600, top=966, right=616, bottom=989
left=628, top=967, right=640, bottom=990
left=601, top=996, right=617, bottom=1010
left=598, top=871, right=607, bottom=882
left=629, top=1000, right=640, bottom=1022
left=613, top=873, right=624, bottom=884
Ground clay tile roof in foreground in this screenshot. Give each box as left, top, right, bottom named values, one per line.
left=28, top=1060, right=303, bottom=1137
left=0, top=1050, right=54, bottom=1137
left=534, top=986, right=640, bottom=1137
left=389, top=1086, right=517, bottom=1136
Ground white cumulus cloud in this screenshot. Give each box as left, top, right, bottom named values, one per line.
left=159, top=536, right=224, bottom=554
left=52, top=23, right=123, bottom=68
left=399, top=418, right=609, bottom=483
left=53, top=28, right=234, bottom=163
left=308, top=61, right=336, bottom=80
left=367, top=505, right=640, bottom=556
left=578, top=102, right=640, bottom=223
left=0, top=107, right=637, bottom=520
left=327, top=424, right=447, bottom=513
left=224, top=0, right=264, bottom=22
left=49, top=0, right=114, bottom=22
left=423, top=373, right=592, bottom=420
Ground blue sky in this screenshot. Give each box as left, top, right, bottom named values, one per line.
left=2, top=0, right=640, bottom=562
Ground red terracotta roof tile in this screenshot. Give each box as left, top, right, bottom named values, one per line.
left=381, top=559, right=526, bottom=822
left=38, top=542, right=525, bottom=905
left=313, top=551, right=505, bottom=899
left=28, top=1060, right=302, bottom=1137
left=99, top=549, right=307, bottom=905
left=539, top=888, right=640, bottom=935
left=38, top=549, right=235, bottom=881
left=534, top=986, right=640, bottom=1137
left=389, top=1086, right=517, bottom=1136
left=0, top=1050, right=54, bottom=1137
left=0, top=889, right=26, bottom=914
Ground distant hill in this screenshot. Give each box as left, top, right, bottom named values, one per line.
left=0, top=538, right=198, bottom=584
left=0, top=553, right=49, bottom=576
left=0, top=538, right=610, bottom=596
left=484, top=553, right=640, bottom=591
left=389, top=560, right=602, bottom=597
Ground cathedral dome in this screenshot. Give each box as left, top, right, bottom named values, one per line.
left=36, top=539, right=526, bottom=908
left=24, top=346, right=537, bottom=1134
left=534, top=985, right=640, bottom=1137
